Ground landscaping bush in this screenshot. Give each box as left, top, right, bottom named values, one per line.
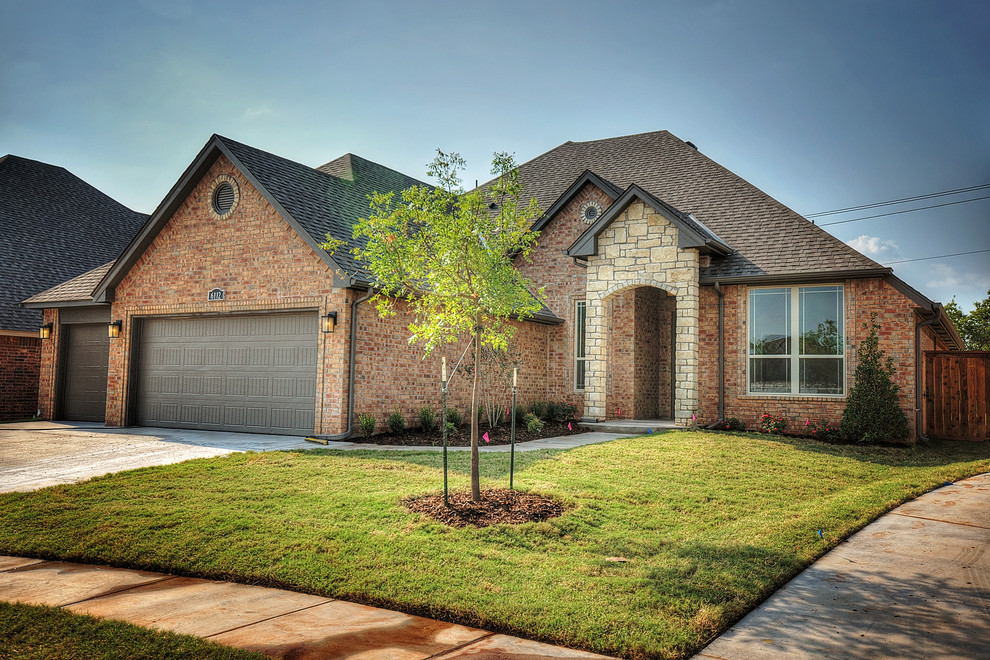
left=551, top=401, right=578, bottom=422
left=358, top=412, right=376, bottom=438
left=525, top=412, right=544, bottom=433
left=387, top=410, right=406, bottom=434
left=760, top=413, right=787, bottom=434
left=808, top=418, right=842, bottom=443
left=445, top=407, right=463, bottom=428
left=419, top=406, right=437, bottom=432
left=529, top=401, right=549, bottom=420
left=841, top=313, right=909, bottom=444
left=514, top=403, right=526, bottom=424
left=722, top=417, right=746, bottom=431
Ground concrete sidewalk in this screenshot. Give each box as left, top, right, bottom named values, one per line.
left=694, top=472, right=990, bottom=659
left=0, top=556, right=613, bottom=659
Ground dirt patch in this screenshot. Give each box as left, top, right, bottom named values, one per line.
left=350, top=420, right=581, bottom=447
left=404, top=488, right=565, bottom=527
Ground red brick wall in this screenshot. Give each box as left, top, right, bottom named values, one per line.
left=36, top=309, right=59, bottom=420
left=351, top=297, right=552, bottom=432
left=105, top=156, right=350, bottom=433
left=0, top=333, right=41, bottom=421
left=698, top=277, right=929, bottom=442
left=516, top=182, right=616, bottom=416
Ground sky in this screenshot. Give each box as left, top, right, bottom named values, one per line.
left=2, top=0, right=988, bottom=309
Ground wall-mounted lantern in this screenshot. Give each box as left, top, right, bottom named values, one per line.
left=320, top=311, right=338, bottom=334
left=39, top=323, right=53, bottom=340
left=108, top=320, right=123, bottom=339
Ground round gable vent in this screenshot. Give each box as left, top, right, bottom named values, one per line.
left=208, top=175, right=240, bottom=220
left=580, top=200, right=603, bottom=224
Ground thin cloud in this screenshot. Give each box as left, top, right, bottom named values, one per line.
left=846, top=234, right=900, bottom=259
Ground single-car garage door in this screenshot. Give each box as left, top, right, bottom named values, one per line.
left=62, top=323, right=110, bottom=421
left=136, top=313, right=318, bottom=435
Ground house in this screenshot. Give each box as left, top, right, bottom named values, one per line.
left=24, top=131, right=962, bottom=441
left=0, top=155, right=147, bottom=421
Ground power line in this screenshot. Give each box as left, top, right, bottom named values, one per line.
left=806, top=183, right=990, bottom=218
left=883, top=248, right=990, bottom=265
left=818, top=195, right=990, bottom=226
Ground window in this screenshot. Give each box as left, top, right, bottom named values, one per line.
left=748, top=285, right=844, bottom=395
left=575, top=300, right=587, bottom=390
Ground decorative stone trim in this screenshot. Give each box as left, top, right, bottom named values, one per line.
left=579, top=200, right=603, bottom=224
left=207, top=174, right=240, bottom=220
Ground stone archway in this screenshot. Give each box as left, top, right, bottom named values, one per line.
left=580, top=200, right=700, bottom=426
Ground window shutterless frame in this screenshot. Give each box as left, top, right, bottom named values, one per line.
left=747, top=285, right=845, bottom=396
left=575, top=300, right=587, bottom=391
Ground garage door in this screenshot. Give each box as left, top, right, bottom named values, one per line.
left=62, top=323, right=110, bottom=421
left=136, top=313, right=318, bottom=435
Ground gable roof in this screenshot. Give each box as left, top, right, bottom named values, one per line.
left=94, top=136, right=429, bottom=302
left=491, top=131, right=888, bottom=282
left=0, top=155, right=147, bottom=331
left=531, top=169, right=623, bottom=234
left=565, top=184, right=733, bottom=258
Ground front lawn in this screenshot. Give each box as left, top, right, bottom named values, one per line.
left=1, top=432, right=987, bottom=659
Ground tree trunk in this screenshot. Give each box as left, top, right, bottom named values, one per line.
left=470, top=322, right=481, bottom=502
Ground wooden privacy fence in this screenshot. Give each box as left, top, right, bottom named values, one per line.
left=925, top=351, right=990, bottom=441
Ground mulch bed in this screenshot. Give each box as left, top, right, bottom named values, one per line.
left=349, top=420, right=581, bottom=447
left=403, top=488, right=565, bottom=527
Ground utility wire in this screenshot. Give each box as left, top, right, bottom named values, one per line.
left=883, top=248, right=990, bottom=265
left=806, top=183, right=990, bottom=218
left=818, top=195, right=990, bottom=226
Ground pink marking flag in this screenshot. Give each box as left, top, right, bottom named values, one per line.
left=568, top=422, right=572, bottom=431
left=483, top=431, right=490, bottom=443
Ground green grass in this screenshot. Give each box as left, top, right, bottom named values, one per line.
left=1, top=432, right=987, bottom=659
left=0, top=601, right=264, bottom=660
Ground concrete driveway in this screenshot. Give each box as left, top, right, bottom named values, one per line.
left=0, top=421, right=315, bottom=493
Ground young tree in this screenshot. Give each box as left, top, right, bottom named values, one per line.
left=841, top=313, right=909, bottom=443
left=946, top=291, right=990, bottom=350
left=345, top=151, right=544, bottom=501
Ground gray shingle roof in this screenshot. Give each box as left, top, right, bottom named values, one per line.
left=0, top=155, right=147, bottom=331
left=491, top=131, right=884, bottom=281
left=219, top=138, right=428, bottom=279
left=22, top=261, right=115, bottom=306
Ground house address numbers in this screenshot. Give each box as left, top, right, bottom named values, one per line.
left=208, top=288, right=225, bottom=301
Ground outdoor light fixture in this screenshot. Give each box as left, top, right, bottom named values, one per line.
left=108, top=320, right=122, bottom=339
left=39, top=323, right=52, bottom=340
left=320, top=311, right=337, bottom=334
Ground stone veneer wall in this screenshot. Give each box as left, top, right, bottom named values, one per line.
left=584, top=200, right=700, bottom=425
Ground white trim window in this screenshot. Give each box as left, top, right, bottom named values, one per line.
left=748, top=285, right=844, bottom=395
left=575, top=300, right=587, bottom=390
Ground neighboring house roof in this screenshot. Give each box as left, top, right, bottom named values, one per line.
left=22, top=261, right=115, bottom=308
left=492, top=130, right=888, bottom=282
left=0, top=155, right=147, bottom=331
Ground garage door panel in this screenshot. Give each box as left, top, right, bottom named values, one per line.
left=137, top=313, right=316, bottom=434
left=62, top=323, right=110, bottom=422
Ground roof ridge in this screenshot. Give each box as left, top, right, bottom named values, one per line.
left=566, top=129, right=673, bottom=146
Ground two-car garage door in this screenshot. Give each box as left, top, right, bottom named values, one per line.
left=136, top=313, right=318, bottom=435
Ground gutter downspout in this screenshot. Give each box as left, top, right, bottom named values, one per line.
left=706, top=281, right=726, bottom=428
left=320, top=287, right=375, bottom=441
left=914, top=304, right=941, bottom=444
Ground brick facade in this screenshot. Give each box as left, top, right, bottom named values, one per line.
left=0, top=333, right=41, bottom=421
left=697, top=277, right=946, bottom=440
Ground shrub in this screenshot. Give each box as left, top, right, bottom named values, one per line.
left=529, top=401, right=548, bottom=420
left=841, top=313, right=909, bottom=444
left=358, top=412, right=376, bottom=438
left=808, top=418, right=841, bottom=443
left=387, top=410, right=406, bottom=434
left=419, top=406, right=437, bottom=432
left=525, top=412, right=544, bottom=433
left=546, top=401, right=562, bottom=422
left=722, top=417, right=746, bottom=431
left=445, top=407, right=463, bottom=429
left=514, top=404, right=526, bottom=424
left=760, top=413, right=787, bottom=434
left=552, top=401, right=578, bottom=422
